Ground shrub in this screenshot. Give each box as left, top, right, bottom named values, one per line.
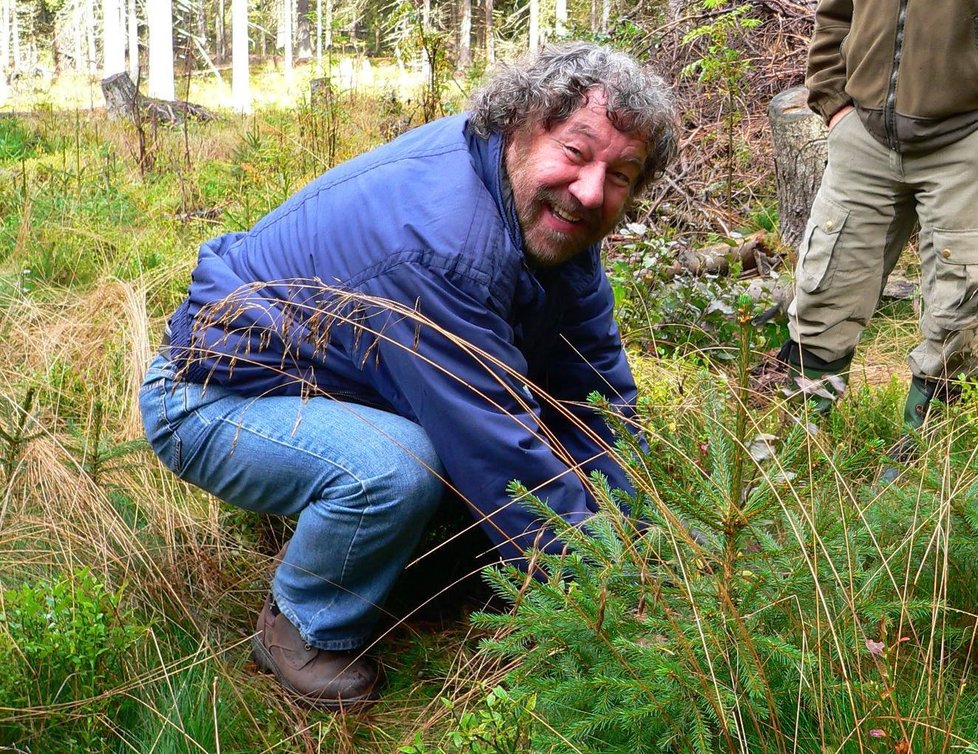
left=473, top=333, right=978, bottom=751
left=0, top=568, right=142, bottom=752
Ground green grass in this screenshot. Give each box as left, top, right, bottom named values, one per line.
left=1, top=61, right=976, bottom=754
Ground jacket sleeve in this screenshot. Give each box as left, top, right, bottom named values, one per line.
left=539, top=263, right=641, bottom=498
left=362, top=263, right=604, bottom=566
left=805, top=0, right=854, bottom=123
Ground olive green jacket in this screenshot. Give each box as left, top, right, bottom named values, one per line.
left=806, top=0, right=978, bottom=152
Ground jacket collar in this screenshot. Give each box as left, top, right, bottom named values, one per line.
left=466, top=120, right=525, bottom=258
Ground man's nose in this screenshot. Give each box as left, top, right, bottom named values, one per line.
left=570, top=164, right=605, bottom=209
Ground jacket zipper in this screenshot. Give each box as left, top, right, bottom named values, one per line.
left=885, top=0, right=910, bottom=151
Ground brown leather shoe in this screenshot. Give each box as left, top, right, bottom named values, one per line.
left=251, top=594, right=380, bottom=710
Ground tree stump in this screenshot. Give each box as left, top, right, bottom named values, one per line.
left=102, top=73, right=215, bottom=126
left=101, top=72, right=139, bottom=120
left=310, top=77, right=334, bottom=108
left=768, top=86, right=829, bottom=251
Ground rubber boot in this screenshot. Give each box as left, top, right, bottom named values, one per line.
left=779, top=341, right=852, bottom=416
left=881, top=377, right=941, bottom=482
left=903, top=376, right=939, bottom=430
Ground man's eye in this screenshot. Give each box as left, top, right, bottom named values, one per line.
left=610, top=172, right=632, bottom=187
left=564, top=144, right=583, bottom=158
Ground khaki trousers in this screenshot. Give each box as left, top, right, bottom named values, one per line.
left=788, top=110, right=978, bottom=382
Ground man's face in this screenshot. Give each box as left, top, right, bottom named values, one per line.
left=505, top=90, right=648, bottom=268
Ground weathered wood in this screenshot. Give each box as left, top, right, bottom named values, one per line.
left=141, top=97, right=215, bottom=125
left=310, top=77, right=333, bottom=107
left=768, top=86, right=828, bottom=251
left=665, top=231, right=780, bottom=278
left=100, top=73, right=215, bottom=126
left=101, top=72, right=139, bottom=120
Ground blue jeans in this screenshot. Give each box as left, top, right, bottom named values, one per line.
left=139, top=354, right=445, bottom=650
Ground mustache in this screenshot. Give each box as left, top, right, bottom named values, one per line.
left=534, top=189, right=602, bottom=230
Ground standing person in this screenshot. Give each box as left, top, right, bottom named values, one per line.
left=778, top=0, right=978, bottom=434
left=139, top=41, right=678, bottom=709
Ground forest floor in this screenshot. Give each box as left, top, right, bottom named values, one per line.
left=2, top=23, right=977, bottom=754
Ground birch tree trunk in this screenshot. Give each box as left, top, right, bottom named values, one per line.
left=601, top=0, right=610, bottom=33
left=147, top=0, right=174, bottom=99
left=282, top=0, right=293, bottom=83
left=73, top=4, right=83, bottom=71
left=484, top=0, right=494, bottom=63
left=11, top=0, right=19, bottom=69
left=232, top=0, right=251, bottom=112
left=216, top=0, right=226, bottom=62
left=457, top=0, right=471, bottom=69
left=127, top=0, right=138, bottom=79
left=555, top=0, right=567, bottom=38
left=103, top=0, right=126, bottom=76
left=528, top=0, right=538, bottom=52
left=196, top=0, right=206, bottom=53
left=0, top=0, right=8, bottom=105
left=1, top=0, right=9, bottom=72
left=315, top=0, right=321, bottom=71
left=296, top=0, right=311, bottom=59
left=86, top=0, right=98, bottom=73
left=324, top=0, right=332, bottom=54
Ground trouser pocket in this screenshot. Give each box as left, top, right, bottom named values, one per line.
left=139, top=374, right=184, bottom=474
left=928, top=228, right=978, bottom=329
left=797, top=195, right=850, bottom=295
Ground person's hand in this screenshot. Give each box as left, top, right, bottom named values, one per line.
left=828, top=104, right=854, bottom=131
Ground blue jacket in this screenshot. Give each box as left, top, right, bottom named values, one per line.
left=166, top=113, right=640, bottom=563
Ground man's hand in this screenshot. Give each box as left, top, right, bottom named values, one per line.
left=828, top=104, right=854, bottom=131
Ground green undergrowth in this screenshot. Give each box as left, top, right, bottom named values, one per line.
left=466, top=360, right=978, bottom=752
left=1, top=83, right=976, bottom=753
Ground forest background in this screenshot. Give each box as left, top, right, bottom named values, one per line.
left=3, top=0, right=978, bottom=752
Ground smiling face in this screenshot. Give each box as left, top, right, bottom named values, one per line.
left=504, top=90, right=649, bottom=268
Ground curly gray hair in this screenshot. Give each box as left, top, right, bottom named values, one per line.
left=468, top=41, right=679, bottom=191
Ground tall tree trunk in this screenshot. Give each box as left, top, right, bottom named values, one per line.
left=147, top=0, right=174, bottom=99
left=11, top=0, right=19, bottom=69
left=73, top=4, right=83, bottom=71
left=282, top=0, right=293, bottom=82
left=601, top=0, right=610, bottom=33
left=216, top=0, right=226, bottom=62
left=315, top=0, right=321, bottom=71
left=103, top=0, right=126, bottom=76
left=555, top=0, right=566, bottom=37
left=528, top=0, right=538, bottom=52
left=484, top=0, right=494, bottom=63
left=296, top=0, right=311, bottom=59
left=127, top=0, right=138, bottom=79
left=0, top=0, right=8, bottom=104
left=231, top=0, right=251, bottom=112
left=457, top=0, right=471, bottom=69
left=590, top=0, right=597, bottom=34
left=86, top=0, right=98, bottom=73
left=324, top=0, right=332, bottom=54
left=1, top=0, right=9, bottom=71
left=196, top=0, right=206, bottom=53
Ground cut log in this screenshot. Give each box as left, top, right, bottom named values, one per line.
left=665, top=231, right=781, bottom=279
left=141, top=97, right=215, bottom=125
left=768, top=86, right=828, bottom=251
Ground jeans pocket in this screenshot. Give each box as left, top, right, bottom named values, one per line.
left=797, top=195, right=850, bottom=295
left=139, top=378, right=183, bottom=474
left=930, top=228, right=978, bottom=328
